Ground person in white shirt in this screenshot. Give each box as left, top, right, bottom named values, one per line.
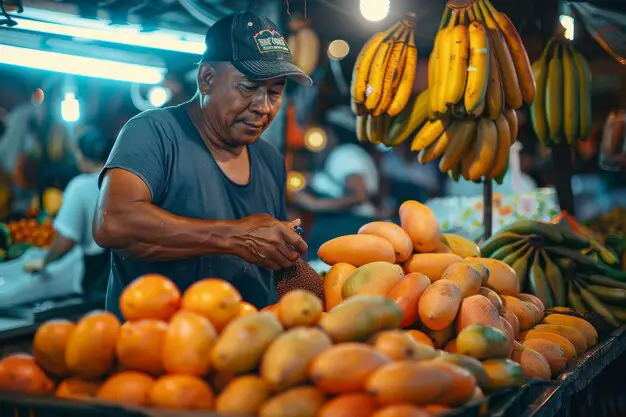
left=31, top=127, right=113, bottom=295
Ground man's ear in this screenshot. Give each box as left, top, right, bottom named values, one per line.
left=197, top=63, right=217, bottom=95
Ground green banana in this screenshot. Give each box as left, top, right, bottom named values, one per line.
left=579, top=274, right=626, bottom=290
left=529, top=250, right=554, bottom=308
left=586, top=285, right=626, bottom=305
left=590, top=239, right=619, bottom=265
left=562, top=42, right=579, bottom=145
left=389, top=90, right=430, bottom=146
left=567, top=281, right=587, bottom=313
left=494, top=153, right=509, bottom=185
left=530, top=41, right=553, bottom=147
left=496, top=219, right=563, bottom=243
left=551, top=223, right=589, bottom=249
left=575, top=280, right=620, bottom=327
left=540, top=248, right=566, bottom=306
left=546, top=43, right=563, bottom=143
left=556, top=257, right=574, bottom=274
left=544, top=245, right=598, bottom=269
left=608, top=305, right=626, bottom=322
left=501, top=243, right=531, bottom=266
left=490, top=239, right=529, bottom=261
left=512, top=246, right=534, bottom=290
left=480, top=232, right=528, bottom=257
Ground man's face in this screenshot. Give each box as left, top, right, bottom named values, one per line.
left=201, top=63, right=286, bottom=146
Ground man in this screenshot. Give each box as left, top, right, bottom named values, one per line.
left=93, top=11, right=310, bottom=317
left=28, top=127, right=112, bottom=295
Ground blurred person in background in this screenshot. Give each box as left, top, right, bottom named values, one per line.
left=27, top=127, right=113, bottom=296
left=290, top=124, right=381, bottom=257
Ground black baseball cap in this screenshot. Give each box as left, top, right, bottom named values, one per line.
left=201, top=11, right=312, bottom=86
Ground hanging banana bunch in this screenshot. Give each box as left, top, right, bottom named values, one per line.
left=530, top=39, right=593, bottom=146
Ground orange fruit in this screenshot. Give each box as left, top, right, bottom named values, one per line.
left=162, top=310, right=216, bottom=376
left=239, top=302, right=258, bottom=316
left=387, top=273, right=431, bottom=327
left=0, top=354, right=55, bottom=395
left=116, top=319, right=168, bottom=376
left=150, top=375, right=214, bottom=410
left=372, top=405, right=431, bottom=417
left=56, top=378, right=102, bottom=400
left=33, top=319, right=75, bottom=377
left=181, top=279, right=242, bottom=331
left=65, top=311, right=121, bottom=379
left=120, top=274, right=181, bottom=321
left=97, top=371, right=155, bottom=406
left=317, top=393, right=377, bottom=417
left=405, top=330, right=435, bottom=348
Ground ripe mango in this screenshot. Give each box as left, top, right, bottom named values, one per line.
left=342, top=262, right=404, bottom=299
left=320, top=295, right=403, bottom=343
left=318, top=235, right=396, bottom=266
left=482, top=359, right=525, bottom=392
left=442, top=234, right=481, bottom=258
left=456, top=324, right=511, bottom=360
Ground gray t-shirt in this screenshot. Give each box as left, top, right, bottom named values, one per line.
left=99, top=105, right=286, bottom=318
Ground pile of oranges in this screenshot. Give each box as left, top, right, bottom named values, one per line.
left=7, top=217, right=55, bottom=248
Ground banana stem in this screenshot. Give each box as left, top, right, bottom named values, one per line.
left=472, top=0, right=484, bottom=22
left=447, top=9, right=460, bottom=28
left=467, top=6, right=476, bottom=22
left=438, top=7, right=452, bottom=31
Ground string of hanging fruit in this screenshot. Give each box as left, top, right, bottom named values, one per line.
left=350, top=0, right=534, bottom=184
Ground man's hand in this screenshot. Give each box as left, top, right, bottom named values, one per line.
left=229, top=214, right=308, bottom=270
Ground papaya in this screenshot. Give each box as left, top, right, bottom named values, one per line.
left=358, top=221, right=413, bottom=262
left=433, top=353, right=489, bottom=390
left=517, top=293, right=545, bottom=318
left=456, top=294, right=501, bottom=333
left=541, top=314, right=598, bottom=346
left=501, top=296, right=539, bottom=331
left=518, top=330, right=577, bottom=363
left=342, top=262, right=404, bottom=299
left=318, top=235, right=396, bottom=266
left=369, top=330, right=437, bottom=361
left=498, top=316, right=516, bottom=346
left=278, top=290, right=323, bottom=328
left=211, top=313, right=283, bottom=374
left=441, top=263, right=482, bottom=297
left=260, top=327, right=332, bottom=391
left=522, top=339, right=567, bottom=378
left=500, top=307, right=520, bottom=337
left=403, top=253, right=463, bottom=282
left=405, top=330, right=435, bottom=348
left=259, top=386, right=326, bottom=417
left=427, top=362, right=477, bottom=407
left=309, top=343, right=391, bottom=394
left=478, top=287, right=503, bottom=313
left=531, top=324, right=587, bottom=355
left=320, top=295, right=403, bottom=342
left=456, top=324, right=511, bottom=359
left=318, top=393, right=377, bottom=417
left=442, top=233, right=481, bottom=258
left=372, top=404, right=431, bottom=417
left=511, top=341, right=551, bottom=380
left=420, top=323, right=455, bottom=349
left=215, top=376, right=271, bottom=416
left=162, top=311, right=216, bottom=376
left=387, top=273, right=431, bottom=328
left=464, top=261, right=490, bottom=285
left=364, top=361, right=453, bottom=406
left=469, top=258, right=520, bottom=295
left=399, top=200, right=442, bottom=253
left=324, top=263, right=356, bottom=311
left=418, top=280, right=462, bottom=331
left=482, top=359, right=526, bottom=392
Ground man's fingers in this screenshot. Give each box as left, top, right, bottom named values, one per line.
left=282, top=228, right=308, bottom=254
left=277, top=244, right=299, bottom=263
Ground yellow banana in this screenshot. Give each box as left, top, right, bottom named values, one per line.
left=429, top=8, right=452, bottom=119
left=419, top=121, right=462, bottom=164
left=562, top=43, right=580, bottom=145
left=356, top=114, right=368, bottom=142
left=366, top=114, right=380, bottom=144
left=411, top=118, right=450, bottom=151
left=389, top=90, right=429, bottom=146
left=530, top=41, right=554, bottom=146
left=477, top=0, right=523, bottom=110
left=374, top=28, right=409, bottom=116
left=485, top=33, right=504, bottom=120
left=351, top=32, right=387, bottom=104
left=434, top=12, right=459, bottom=117
left=393, top=37, right=409, bottom=91
left=469, top=117, right=498, bottom=181
left=488, top=114, right=511, bottom=179
left=503, top=108, right=518, bottom=144
left=571, top=48, right=592, bottom=140
left=464, top=20, right=489, bottom=115
left=444, top=18, right=470, bottom=106
left=483, top=0, right=535, bottom=105
left=388, top=30, right=417, bottom=117
left=379, top=115, right=392, bottom=146
left=439, top=119, right=477, bottom=172
left=364, top=26, right=403, bottom=112
left=546, top=44, right=564, bottom=143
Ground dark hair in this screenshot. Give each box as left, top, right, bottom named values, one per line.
left=78, top=127, right=113, bottom=164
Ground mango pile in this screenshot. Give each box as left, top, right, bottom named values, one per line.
left=0, top=217, right=55, bottom=262
left=482, top=219, right=626, bottom=327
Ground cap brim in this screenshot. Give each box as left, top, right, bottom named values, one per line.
left=233, top=60, right=313, bottom=86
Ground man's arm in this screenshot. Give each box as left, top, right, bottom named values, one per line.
left=93, top=169, right=307, bottom=270
left=43, top=235, right=75, bottom=266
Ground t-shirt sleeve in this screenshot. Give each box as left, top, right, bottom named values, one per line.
left=98, top=115, right=171, bottom=203
left=53, top=179, right=84, bottom=243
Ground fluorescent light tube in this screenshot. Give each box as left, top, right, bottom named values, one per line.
left=11, top=17, right=206, bottom=54
left=0, top=44, right=166, bottom=84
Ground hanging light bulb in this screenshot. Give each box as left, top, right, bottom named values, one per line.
left=61, top=92, right=80, bottom=122
left=304, top=127, right=328, bottom=152
left=148, top=86, right=171, bottom=107
left=360, top=0, right=391, bottom=22
left=328, top=39, right=350, bottom=60
left=287, top=171, right=307, bottom=192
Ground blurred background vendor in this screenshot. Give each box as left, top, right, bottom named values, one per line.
left=28, top=127, right=113, bottom=296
